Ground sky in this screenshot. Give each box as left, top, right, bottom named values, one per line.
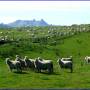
left=0, top=1, right=90, bottom=25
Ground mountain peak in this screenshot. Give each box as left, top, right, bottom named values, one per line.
left=8, top=19, right=48, bottom=27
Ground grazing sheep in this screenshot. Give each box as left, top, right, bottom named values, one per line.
left=57, top=56, right=73, bottom=73
left=24, top=56, right=35, bottom=69
left=6, top=58, right=22, bottom=72
left=85, top=56, right=90, bottom=64
left=34, top=59, right=53, bottom=73
left=15, top=55, right=27, bottom=70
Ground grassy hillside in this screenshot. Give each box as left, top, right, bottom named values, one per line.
left=0, top=31, right=90, bottom=88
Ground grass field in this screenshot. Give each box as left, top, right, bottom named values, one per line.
left=0, top=29, right=90, bottom=88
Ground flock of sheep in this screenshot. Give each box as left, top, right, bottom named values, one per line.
left=6, top=55, right=73, bottom=74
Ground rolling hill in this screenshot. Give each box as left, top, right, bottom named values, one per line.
left=0, top=19, right=49, bottom=28
left=0, top=30, right=90, bottom=88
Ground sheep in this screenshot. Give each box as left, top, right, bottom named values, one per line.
left=15, top=55, right=27, bottom=70
left=24, top=56, right=35, bottom=70
left=57, top=56, right=73, bottom=73
left=85, top=56, right=90, bottom=64
left=6, top=58, right=22, bottom=72
left=34, top=59, right=53, bottom=73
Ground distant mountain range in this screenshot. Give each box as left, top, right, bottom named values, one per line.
left=0, top=19, right=49, bottom=28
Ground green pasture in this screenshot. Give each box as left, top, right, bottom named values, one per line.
left=0, top=28, right=90, bottom=88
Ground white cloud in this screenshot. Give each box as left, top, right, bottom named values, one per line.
left=0, top=1, right=90, bottom=11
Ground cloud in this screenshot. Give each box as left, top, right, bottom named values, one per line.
left=0, top=1, right=90, bottom=11
left=0, top=1, right=90, bottom=24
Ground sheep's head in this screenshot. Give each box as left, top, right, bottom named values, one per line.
left=16, top=55, right=20, bottom=58
left=6, top=58, right=10, bottom=61
left=38, top=57, right=42, bottom=60
left=5, top=58, right=10, bottom=64
left=25, top=56, right=28, bottom=59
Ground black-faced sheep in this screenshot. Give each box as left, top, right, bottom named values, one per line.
left=15, top=55, right=27, bottom=70
left=34, top=59, right=53, bottom=73
left=24, top=56, right=35, bottom=70
left=6, top=58, right=22, bottom=72
left=57, top=56, right=73, bottom=73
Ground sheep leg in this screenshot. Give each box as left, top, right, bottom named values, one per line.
left=35, top=68, right=40, bottom=73
left=48, top=68, right=52, bottom=74
left=10, top=67, right=13, bottom=72
left=70, top=67, right=73, bottom=73
left=51, top=64, right=53, bottom=73
left=37, top=68, right=41, bottom=73
left=19, top=69, right=22, bottom=73
left=18, top=67, right=22, bottom=72
left=38, top=69, right=41, bottom=73
left=17, top=68, right=19, bottom=72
